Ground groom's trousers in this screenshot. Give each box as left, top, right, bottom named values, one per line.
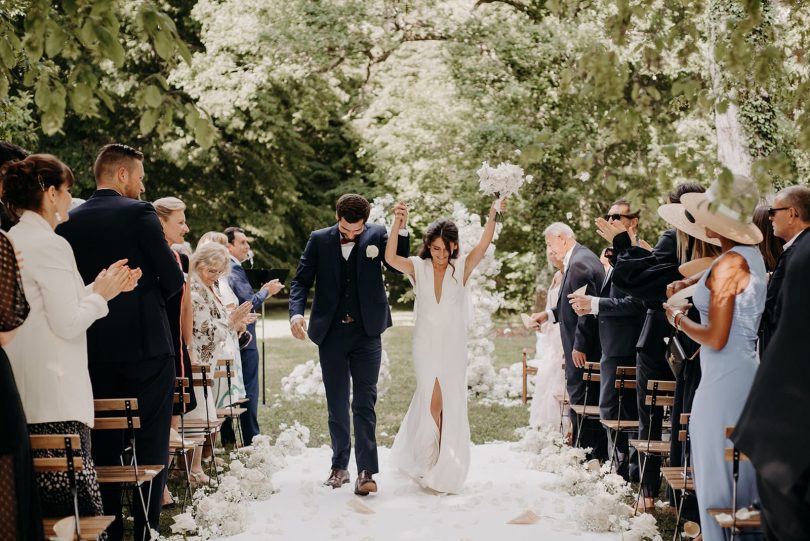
left=319, top=320, right=382, bottom=474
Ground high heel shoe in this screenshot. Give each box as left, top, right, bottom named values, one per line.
left=189, top=470, right=211, bottom=487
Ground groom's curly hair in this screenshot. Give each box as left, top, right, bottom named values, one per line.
left=335, top=194, right=371, bottom=223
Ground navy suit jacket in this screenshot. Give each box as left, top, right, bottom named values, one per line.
left=551, top=243, right=605, bottom=365
left=56, top=189, right=185, bottom=364
left=228, top=260, right=267, bottom=352
left=597, top=269, right=645, bottom=358
left=288, top=223, right=409, bottom=346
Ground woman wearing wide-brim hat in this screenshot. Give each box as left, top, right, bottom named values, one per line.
left=663, top=174, right=767, bottom=541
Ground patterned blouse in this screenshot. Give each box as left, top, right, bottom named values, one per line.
left=190, top=275, right=235, bottom=367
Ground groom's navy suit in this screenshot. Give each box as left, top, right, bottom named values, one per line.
left=289, top=223, right=409, bottom=473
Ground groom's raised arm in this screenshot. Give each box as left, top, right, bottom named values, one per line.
left=289, top=232, right=318, bottom=320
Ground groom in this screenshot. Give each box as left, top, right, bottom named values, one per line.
left=289, top=194, right=410, bottom=495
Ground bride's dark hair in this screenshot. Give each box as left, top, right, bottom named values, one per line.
left=419, top=219, right=460, bottom=281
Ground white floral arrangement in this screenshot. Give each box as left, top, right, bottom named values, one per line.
left=513, top=426, right=663, bottom=541
left=476, top=159, right=533, bottom=204
left=163, top=423, right=312, bottom=540
left=280, top=352, right=392, bottom=400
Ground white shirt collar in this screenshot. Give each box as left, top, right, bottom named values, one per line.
left=562, top=244, right=575, bottom=272
left=229, top=255, right=242, bottom=266
left=783, top=229, right=807, bottom=250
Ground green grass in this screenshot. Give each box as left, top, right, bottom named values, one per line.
left=256, top=313, right=534, bottom=447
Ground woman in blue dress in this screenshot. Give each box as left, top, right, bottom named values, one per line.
left=664, top=175, right=765, bottom=541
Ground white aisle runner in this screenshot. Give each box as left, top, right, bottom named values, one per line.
left=226, top=443, right=622, bottom=541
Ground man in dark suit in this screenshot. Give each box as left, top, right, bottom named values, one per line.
left=289, top=194, right=409, bottom=495
left=57, top=144, right=184, bottom=541
left=733, top=218, right=810, bottom=541
left=531, top=222, right=606, bottom=458
left=225, top=226, right=283, bottom=445
left=759, top=185, right=810, bottom=354
left=569, top=200, right=645, bottom=477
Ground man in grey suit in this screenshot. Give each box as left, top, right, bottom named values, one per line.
left=531, top=222, right=606, bottom=458
left=569, top=199, right=645, bottom=478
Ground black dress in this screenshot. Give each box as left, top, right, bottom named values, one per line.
left=168, top=252, right=196, bottom=415
left=0, top=232, right=44, bottom=541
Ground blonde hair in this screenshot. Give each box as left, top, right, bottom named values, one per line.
left=197, top=231, right=228, bottom=249
left=153, top=196, right=186, bottom=220
left=190, top=242, right=230, bottom=277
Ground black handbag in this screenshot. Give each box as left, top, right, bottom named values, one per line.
left=665, top=330, right=700, bottom=378
left=238, top=330, right=253, bottom=350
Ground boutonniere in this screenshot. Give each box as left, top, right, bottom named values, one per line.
left=366, top=245, right=379, bottom=260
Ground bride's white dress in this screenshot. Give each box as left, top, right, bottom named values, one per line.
left=390, top=255, right=471, bottom=494
left=528, top=272, right=569, bottom=430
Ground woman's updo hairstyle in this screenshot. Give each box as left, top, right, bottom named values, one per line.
left=419, top=218, right=460, bottom=279
left=0, top=154, right=74, bottom=219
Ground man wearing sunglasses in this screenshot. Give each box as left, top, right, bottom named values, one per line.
left=759, top=185, right=810, bottom=354
left=569, top=198, right=645, bottom=480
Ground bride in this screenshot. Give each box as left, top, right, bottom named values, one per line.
left=384, top=197, right=504, bottom=494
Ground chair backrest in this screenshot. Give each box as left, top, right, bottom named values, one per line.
left=93, top=398, right=141, bottom=430
left=582, top=362, right=601, bottom=383
left=174, top=377, right=190, bottom=405
left=645, top=380, right=676, bottom=407
left=191, top=364, right=214, bottom=389
left=678, top=413, right=690, bottom=442
left=724, top=426, right=750, bottom=462
left=30, top=434, right=83, bottom=472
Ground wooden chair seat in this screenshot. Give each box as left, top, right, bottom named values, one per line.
left=95, top=465, right=164, bottom=486
left=707, top=508, right=762, bottom=529
left=662, top=467, right=694, bottom=491
left=43, top=516, right=116, bottom=541
left=569, top=404, right=600, bottom=417
left=169, top=436, right=205, bottom=452
left=600, top=419, right=640, bottom=431
left=180, top=418, right=224, bottom=431
left=217, top=406, right=247, bottom=418
left=629, top=439, right=671, bottom=454
left=553, top=393, right=568, bottom=405
left=232, top=397, right=250, bottom=406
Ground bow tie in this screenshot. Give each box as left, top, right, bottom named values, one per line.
left=340, top=237, right=355, bottom=245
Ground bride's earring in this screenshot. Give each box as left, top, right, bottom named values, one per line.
left=55, top=211, right=63, bottom=223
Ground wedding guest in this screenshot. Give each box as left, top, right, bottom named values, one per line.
left=664, top=175, right=765, bottom=541
left=2, top=154, right=135, bottom=531
left=530, top=223, right=606, bottom=459
left=758, top=186, right=810, bottom=355
left=56, top=143, right=184, bottom=541
left=225, top=226, right=283, bottom=445
left=569, top=199, right=644, bottom=479
left=733, top=196, right=810, bottom=541
left=0, top=227, right=43, bottom=541
left=607, top=182, right=715, bottom=512
left=0, top=141, right=28, bottom=231
left=528, top=246, right=567, bottom=431
left=153, top=196, right=197, bottom=506
left=752, top=206, right=783, bottom=273
left=187, top=243, right=252, bottom=482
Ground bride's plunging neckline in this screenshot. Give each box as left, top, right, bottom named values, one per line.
left=430, top=262, right=449, bottom=305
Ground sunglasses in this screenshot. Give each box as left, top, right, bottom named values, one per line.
left=604, top=213, right=634, bottom=221
left=767, top=207, right=790, bottom=217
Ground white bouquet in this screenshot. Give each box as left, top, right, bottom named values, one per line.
left=476, top=160, right=533, bottom=214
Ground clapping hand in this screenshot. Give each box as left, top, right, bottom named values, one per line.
left=594, top=217, right=628, bottom=244
left=229, top=301, right=253, bottom=329
left=262, top=279, right=283, bottom=296
left=93, top=259, right=134, bottom=301
left=528, top=311, right=548, bottom=330
left=568, top=293, right=593, bottom=316
left=665, top=279, right=691, bottom=299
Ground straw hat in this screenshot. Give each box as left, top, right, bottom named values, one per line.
left=668, top=283, right=698, bottom=308
left=679, top=175, right=763, bottom=245
left=678, top=257, right=716, bottom=278
left=657, top=203, right=721, bottom=247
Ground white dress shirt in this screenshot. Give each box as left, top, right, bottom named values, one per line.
left=5, top=211, right=108, bottom=426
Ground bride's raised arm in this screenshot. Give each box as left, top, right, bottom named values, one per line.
left=464, top=197, right=504, bottom=285
left=385, top=200, right=415, bottom=278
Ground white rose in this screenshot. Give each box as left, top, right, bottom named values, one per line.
left=366, top=245, right=379, bottom=259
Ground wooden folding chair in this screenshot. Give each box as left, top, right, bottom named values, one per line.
left=169, top=377, right=201, bottom=509
left=706, top=426, right=762, bottom=540
left=600, top=366, right=639, bottom=469
left=570, top=362, right=601, bottom=447
left=183, top=364, right=223, bottom=485
left=214, top=358, right=247, bottom=448
left=31, top=434, right=115, bottom=541
left=92, top=399, right=164, bottom=541
left=633, top=379, right=677, bottom=509
left=661, top=413, right=693, bottom=541
left=521, top=348, right=538, bottom=404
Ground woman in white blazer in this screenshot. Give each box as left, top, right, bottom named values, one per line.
left=2, top=154, right=137, bottom=521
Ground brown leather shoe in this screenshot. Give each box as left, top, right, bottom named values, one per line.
left=324, top=468, right=350, bottom=489
left=354, top=470, right=377, bottom=496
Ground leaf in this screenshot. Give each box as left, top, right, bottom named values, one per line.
left=143, top=85, right=162, bottom=108
left=0, top=74, right=8, bottom=100
left=45, top=20, right=67, bottom=58
left=153, top=31, right=172, bottom=61
left=139, top=107, right=160, bottom=135
left=95, top=88, right=114, bottom=111
left=63, top=0, right=77, bottom=15
left=94, top=25, right=125, bottom=67
left=194, top=119, right=216, bottom=149
left=69, top=83, right=93, bottom=114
